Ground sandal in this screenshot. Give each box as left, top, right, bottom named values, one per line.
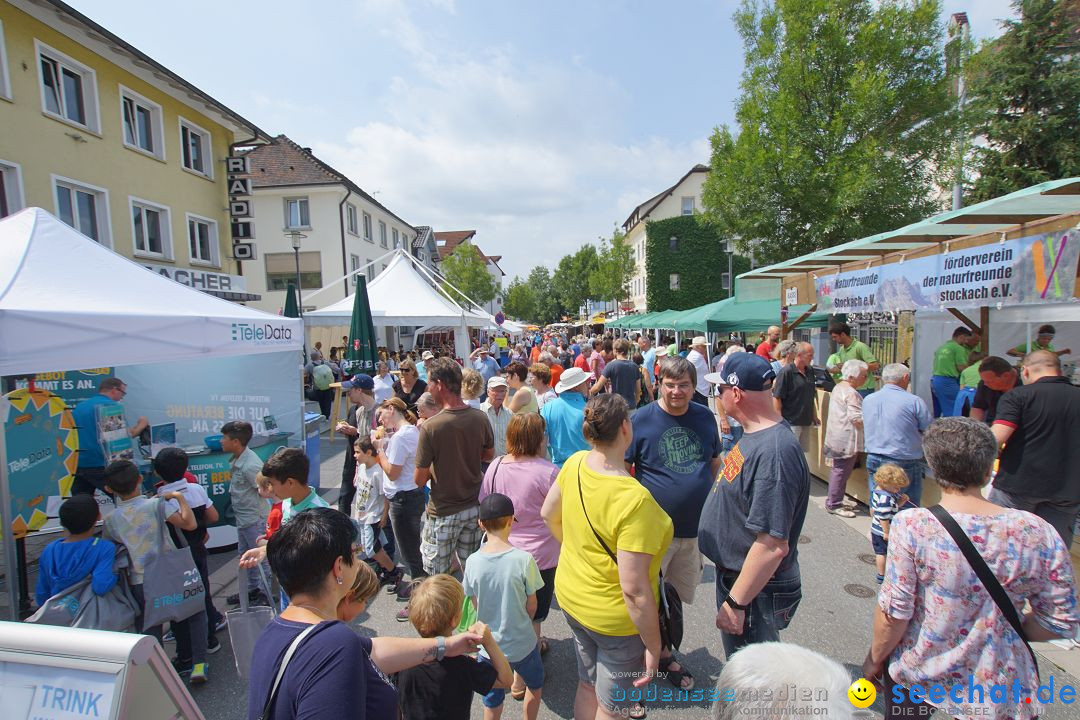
left=658, top=655, right=695, bottom=690
left=629, top=702, right=647, bottom=719
left=511, top=688, right=526, bottom=701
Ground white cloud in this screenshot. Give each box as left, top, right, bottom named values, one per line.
left=320, top=2, right=708, bottom=279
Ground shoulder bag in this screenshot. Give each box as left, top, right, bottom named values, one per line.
left=576, top=457, right=682, bottom=650
left=258, top=623, right=320, bottom=720
left=26, top=542, right=140, bottom=632
left=929, top=504, right=1038, bottom=678
left=141, top=498, right=206, bottom=627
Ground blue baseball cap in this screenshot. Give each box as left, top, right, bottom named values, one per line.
left=704, top=353, right=775, bottom=391
left=342, top=374, right=374, bottom=391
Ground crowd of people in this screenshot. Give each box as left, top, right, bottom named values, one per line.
left=35, top=324, right=1080, bottom=720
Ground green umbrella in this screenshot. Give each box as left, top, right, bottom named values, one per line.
left=283, top=281, right=300, bottom=318
left=345, top=275, right=379, bottom=375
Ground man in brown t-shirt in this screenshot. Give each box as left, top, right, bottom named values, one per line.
left=415, top=358, right=495, bottom=575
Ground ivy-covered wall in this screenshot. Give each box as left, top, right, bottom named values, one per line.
left=645, top=215, right=752, bottom=311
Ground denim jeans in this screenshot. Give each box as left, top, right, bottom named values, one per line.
left=237, top=523, right=269, bottom=594
left=388, top=488, right=427, bottom=579
left=867, top=454, right=925, bottom=507
left=721, top=425, right=744, bottom=456
left=715, top=565, right=802, bottom=657
left=930, top=375, right=960, bottom=418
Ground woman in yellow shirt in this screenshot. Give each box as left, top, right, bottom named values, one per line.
left=541, top=394, right=673, bottom=720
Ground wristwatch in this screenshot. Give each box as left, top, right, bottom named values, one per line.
left=435, top=635, right=446, bottom=661
left=724, top=594, right=751, bottom=612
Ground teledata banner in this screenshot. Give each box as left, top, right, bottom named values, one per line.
left=814, top=229, right=1080, bottom=313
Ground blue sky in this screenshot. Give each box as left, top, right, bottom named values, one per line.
left=68, top=0, right=1016, bottom=280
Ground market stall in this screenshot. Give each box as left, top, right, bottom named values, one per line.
left=740, top=178, right=1080, bottom=512
left=0, top=208, right=304, bottom=619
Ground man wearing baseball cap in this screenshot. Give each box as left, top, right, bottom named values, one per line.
left=698, top=353, right=811, bottom=655
left=481, top=376, right=511, bottom=457
left=540, top=367, right=591, bottom=467
left=335, top=374, right=377, bottom=514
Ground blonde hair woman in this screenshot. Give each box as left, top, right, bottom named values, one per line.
left=461, top=368, right=485, bottom=409
left=375, top=397, right=425, bottom=605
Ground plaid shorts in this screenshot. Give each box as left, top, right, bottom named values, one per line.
left=420, top=505, right=483, bottom=575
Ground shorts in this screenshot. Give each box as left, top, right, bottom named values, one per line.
left=479, top=643, right=544, bottom=708
left=535, top=567, right=556, bottom=622
left=660, top=537, right=703, bottom=604
left=565, top=613, right=645, bottom=713
left=871, top=533, right=888, bottom=556
left=420, top=506, right=483, bottom=575
left=354, top=521, right=384, bottom=559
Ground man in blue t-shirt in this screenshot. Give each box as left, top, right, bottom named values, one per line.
left=71, top=377, right=148, bottom=496
left=626, top=355, right=721, bottom=690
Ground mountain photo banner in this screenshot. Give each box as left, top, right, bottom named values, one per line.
left=814, top=229, right=1080, bottom=313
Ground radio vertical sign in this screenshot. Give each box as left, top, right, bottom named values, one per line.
left=227, top=155, right=257, bottom=260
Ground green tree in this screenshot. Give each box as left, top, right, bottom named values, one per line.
left=966, top=0, right=1080, bottom=201
left=551, top=245, right=599, bottom=317
left=526, top=265, right=564, bottom=325
left=589, top=228, right=635, bottom=311
left=703, top=0, right=960, bottom=266
left=502, top=275, right=537, bottom=322
left=440, top=241, right=497, bottom=306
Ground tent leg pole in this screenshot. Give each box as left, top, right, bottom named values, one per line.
left=0, top=421, right=20, bottom=620
left=980, top=306, right=990, bottom=352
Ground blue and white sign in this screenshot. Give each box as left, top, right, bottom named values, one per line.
left=0, top=662, right=116, bottom=720
left=815, top=229, right=1080, bottom=313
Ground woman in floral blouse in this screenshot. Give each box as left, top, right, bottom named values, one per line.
left=863, top=417, right=1080, bottom=719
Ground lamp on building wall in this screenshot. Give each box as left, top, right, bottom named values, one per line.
left=285, top=230, right=307, bottom=317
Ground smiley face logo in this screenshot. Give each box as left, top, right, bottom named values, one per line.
left=848, top=678, right=876, bottom=708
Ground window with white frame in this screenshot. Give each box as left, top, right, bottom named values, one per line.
left=266, top=252, right=322, bottom=291
left=378, top=220, right=387, bottom=248
left=130, top=198, right=171, bottom=259
left=681, top=196, right=695, bottom=215
left=284, top=197, right=310, bottom=229
left=0, top=20, right=11, bottom=100
left=179, top=118, right=212, bottom=177
left=351, top=254, right=360, bottom=287
left=366, top=259, right=374, bottom=281
left=362, top=212, right=372, bottom=242
left=346, top=203, right=358, bottom=235
left=37, top=42, right=99, bottom=131
left=392, top=228, right=399, bottom=248
left=187, top=214, right=219, bottom=265
left=54, top=177, right=108, bottom=245
left=121, top=87, right=164, bottom=159
left=0, top=160, right=24, bottom=218
left=669, top=273, right=680, bottom=291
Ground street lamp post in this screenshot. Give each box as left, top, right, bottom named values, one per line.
left=285, top=230, right=307, bottom=317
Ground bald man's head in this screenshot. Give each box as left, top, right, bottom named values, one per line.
left=1022, top=350, right=1061, bottom=379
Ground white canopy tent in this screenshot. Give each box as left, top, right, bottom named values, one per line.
left=0, top=209, right=303, bottom=375
left=304, top=250, right=494, bottom=357
left=0, top=208, right=304, bottom=618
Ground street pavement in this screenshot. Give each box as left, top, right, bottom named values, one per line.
left=102, top=424, right=1080, bottom=719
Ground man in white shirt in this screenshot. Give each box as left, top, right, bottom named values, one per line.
left=686, top=336, right=711, bottom=406
left=481, top=376, right=511, bottom=456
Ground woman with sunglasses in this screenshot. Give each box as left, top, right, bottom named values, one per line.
left=393, top=359, right=428, bottom=416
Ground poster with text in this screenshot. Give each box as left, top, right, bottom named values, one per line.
left=814, top=229, right=1080, bottom=313
left=12, top=368, right=115, bottom=406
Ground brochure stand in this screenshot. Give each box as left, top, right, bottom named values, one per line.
left=0, top=621, right=204, bottom=719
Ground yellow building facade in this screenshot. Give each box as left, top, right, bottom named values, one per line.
left=0, top=0, right=268, bottom=299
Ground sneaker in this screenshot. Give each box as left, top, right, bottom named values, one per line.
left=189, top=662, right=208, bottom=686
left=379, top=567, right=404, bottom=588
left=875, top=574, right=885, bottom=585
left=396, top=581, right=414, bottom=603
left=226, top=593, right=241, bottom=606
left=396, top=605, right=411, bottom=622
left=172, top=657, right=193, bottom=676
left=207, top=637, right=221, bottom=655
left=827, top=506, right=856, bottom=518
left=213, top=614, right=228, bottom=633
left=163, top=629, right=176, bottom=643
left=841, top=498, right=858, bottom=509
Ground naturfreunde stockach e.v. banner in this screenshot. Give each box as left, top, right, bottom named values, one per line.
left=814, top=229, right=1080, bottom=313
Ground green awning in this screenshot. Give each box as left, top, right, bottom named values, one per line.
left=704, top=298, right=829, bottom=334
left=672, top=298, right=731, bottom=332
